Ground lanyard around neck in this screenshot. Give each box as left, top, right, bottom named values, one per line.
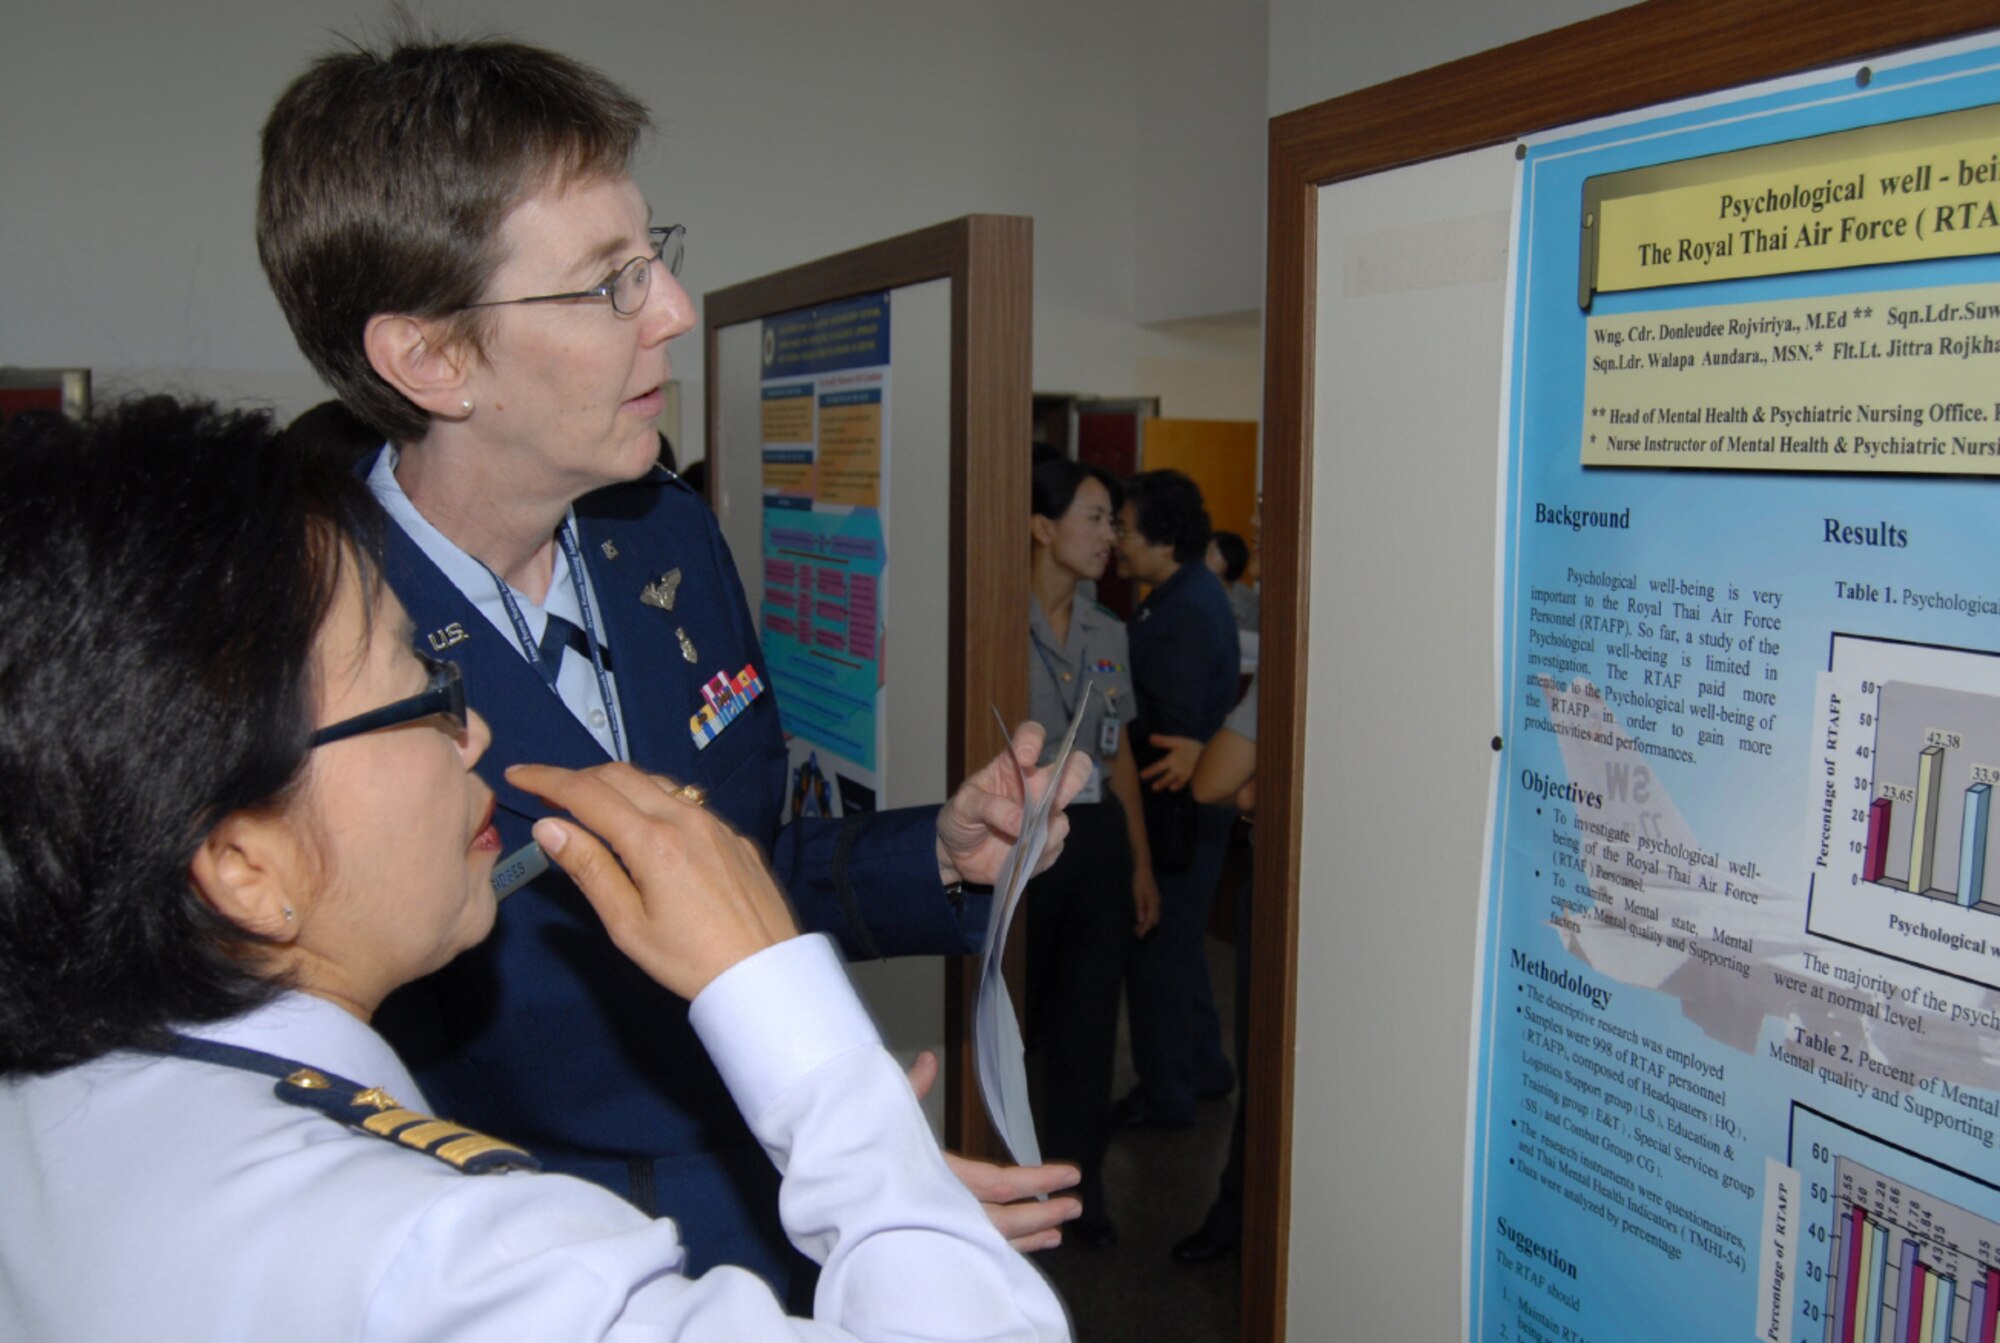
left=481, top=521, right=626, bottom=761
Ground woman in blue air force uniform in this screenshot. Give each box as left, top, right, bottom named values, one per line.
left=257, top=35, right=1080, bottom=1291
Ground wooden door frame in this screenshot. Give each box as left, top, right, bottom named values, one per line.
left=703, top=214, right=1033, bottom=1158
left=1250, top=4, right=2000, bottom=1337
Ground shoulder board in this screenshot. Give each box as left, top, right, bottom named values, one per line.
left=276, top=1069, right=540, bottom=1176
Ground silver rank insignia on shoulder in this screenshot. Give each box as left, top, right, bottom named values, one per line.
left=641, top=568, right=682, bottom=612
left=600, top=539, right=619, bottom=561
left=677, top=627, right=699, bottom=663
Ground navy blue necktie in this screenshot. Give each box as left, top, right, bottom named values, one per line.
left=536, top=613, right=613, bottom=687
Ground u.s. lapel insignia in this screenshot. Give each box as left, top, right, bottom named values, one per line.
left=600, top=539, right=619, bottom=561
left=641, top=568, right=682, bottom=612
left=677, top=626, right=699, bottom=663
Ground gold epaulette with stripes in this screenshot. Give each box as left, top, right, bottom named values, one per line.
left=277, top=1069, right=541, bottom=1175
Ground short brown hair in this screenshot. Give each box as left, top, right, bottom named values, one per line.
left=257, top=36, right=649, bottom=442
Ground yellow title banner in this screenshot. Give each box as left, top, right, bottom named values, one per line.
left=1581, top=103, right=2000, bottom=305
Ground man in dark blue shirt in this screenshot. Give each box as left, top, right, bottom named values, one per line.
left=1113, top=469, right=1241, bottom=1127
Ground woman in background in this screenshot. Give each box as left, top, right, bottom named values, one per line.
left=1146, top=676, right=1260, bottom=1263
left=1145, top=497, right=1263, bottom=1261
left=1025, top=456, right=1160, bottom=1246
left=1206, top=529, right=1259, bottom=635
left=1112, top=470, right=1240, bottom=1130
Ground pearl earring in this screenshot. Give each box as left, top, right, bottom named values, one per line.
left=461, top=399, right=474, bottom=415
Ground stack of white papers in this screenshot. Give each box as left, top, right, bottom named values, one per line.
left=973, top=686, right=1093, bottom=1166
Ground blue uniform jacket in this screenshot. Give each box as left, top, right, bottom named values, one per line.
left=371, top=463, right=986, bottom=1282
left=1127, top=561, right=1241, bottom=743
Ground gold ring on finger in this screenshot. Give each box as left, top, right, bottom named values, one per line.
left=673, top=783, right=710, bottom=807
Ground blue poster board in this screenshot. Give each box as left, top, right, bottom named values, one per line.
left=1472, top=38, right=2000, bottom=1343
left=759, top=293, right=891, bottom=804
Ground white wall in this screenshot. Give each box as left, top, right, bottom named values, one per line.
left=1136, top=0, right=1270, bottom=324
left=1267, top=0, right=1628, bottom=116
left=0, top=0, right=1651, bottom=436
left=1294, top=148, right=1513, bottom=1340
left=1138, top=313, right=1266, bottom=421
left=1265, top=4, right=1665, bottom=1342
left=1, top=0, right=1268, bottom=439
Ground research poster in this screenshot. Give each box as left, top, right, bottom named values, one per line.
left=759, top=292, right=890, bottom=820
left=1470, top=40, right=2000, bottom=1343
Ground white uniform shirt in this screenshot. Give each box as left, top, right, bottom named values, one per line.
left=0, top=935, right=1068, bottom=1341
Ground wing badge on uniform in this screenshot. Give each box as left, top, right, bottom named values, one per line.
left=640, top=569, right=683, bottom=612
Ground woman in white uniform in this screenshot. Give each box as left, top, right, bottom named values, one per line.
left=0, top=398, right=1069, bottom=1341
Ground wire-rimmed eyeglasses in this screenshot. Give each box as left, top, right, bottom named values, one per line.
left=456, top=224, right=685, bottom=318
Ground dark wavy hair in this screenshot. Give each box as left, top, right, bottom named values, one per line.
left=1031, top=456, right=1123, bottom=521
left=1210, top=530, right=1249, bottom=583
left=0, top=397, right=384, bottom=1075
left=257, top=34, right=649, bottom=442
left=1123, top=469, right=1212, bottom=564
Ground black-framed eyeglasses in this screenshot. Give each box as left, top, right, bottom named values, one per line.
left=309, top=654, right=467, bottom=749
left=456, top=224, right=685, bottom=318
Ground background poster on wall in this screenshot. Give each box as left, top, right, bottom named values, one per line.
left=1469, top=39, right=2000, bottom=1343
left=759, top=292, right=890, bottom=821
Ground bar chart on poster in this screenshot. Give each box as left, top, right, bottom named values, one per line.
left=1792, top=1106, right=2000, bottom=1343
left=1808, top=637, right=2000, bottom=989
left=1862, top=690, right=1997, bottom=906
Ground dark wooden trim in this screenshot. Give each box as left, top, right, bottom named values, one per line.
left=1267, top=0, right=2000, bottom=189
left=1251, top=4, right=2000, bottom=1339
left=702, top=223, right=962, bottom=336
left=702, top=215, right=1033, bottom=1160
left=1243, top=116, right=1315, bottom=1343
left=953, top=216, right=1036, bottom=1161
